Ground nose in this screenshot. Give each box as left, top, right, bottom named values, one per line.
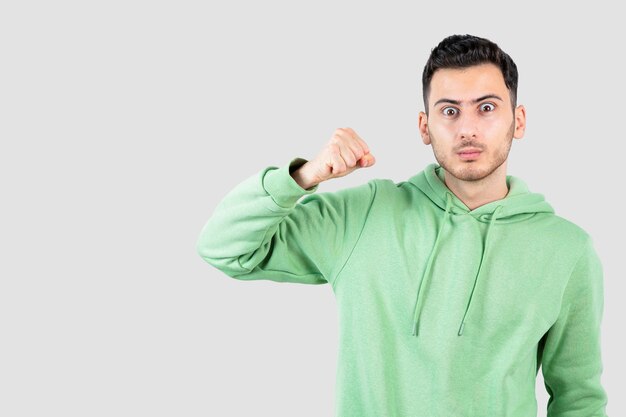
left=457, top=111, right=479, bottom=139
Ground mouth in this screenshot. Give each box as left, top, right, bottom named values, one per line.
left=458, top=149, right=482, bottom=160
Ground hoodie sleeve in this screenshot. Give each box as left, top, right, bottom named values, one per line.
left=195, top=157, right=375, bottom=287
left=540, top=235, right=609, bottom=417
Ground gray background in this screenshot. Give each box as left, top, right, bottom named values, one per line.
left=1, top=1, right=623, bottom=416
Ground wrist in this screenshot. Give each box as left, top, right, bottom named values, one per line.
left=290, top=162, right=320, bottom=190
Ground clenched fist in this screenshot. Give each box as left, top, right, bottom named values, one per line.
left=291, top=128, right=376, bottom=189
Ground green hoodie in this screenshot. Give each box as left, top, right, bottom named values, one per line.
left=196, top=157, right=608, bottom=417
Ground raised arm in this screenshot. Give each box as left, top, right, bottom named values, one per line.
left=196, top=156, right=375, bottom=286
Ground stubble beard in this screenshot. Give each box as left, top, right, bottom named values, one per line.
left=429, top=120, right=515, bottom=182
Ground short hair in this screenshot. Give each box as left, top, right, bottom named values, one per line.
left=422, top=34, right=518, bottom=115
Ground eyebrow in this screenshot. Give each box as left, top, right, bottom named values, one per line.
left=433, top=94, right=504, bottom=107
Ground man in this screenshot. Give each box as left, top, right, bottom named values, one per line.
left=196, top=34, right=609, bottom=416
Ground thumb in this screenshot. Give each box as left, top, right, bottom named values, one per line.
left=359, top=153, right=376, bottom=167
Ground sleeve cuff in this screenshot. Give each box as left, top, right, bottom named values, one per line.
left=261, top=157, right=319, bottom=208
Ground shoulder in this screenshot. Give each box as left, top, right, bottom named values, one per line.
left=534, top=212, right=599, bottom=268
left=367, top=177, right=420, bottom=196
left=298, top=177, right=421, bottom=212
left=543, top=212, right=593, bottom=244
left=365, top=177, right=432, bottom=208
left=298, top=178, right=378, bottom=211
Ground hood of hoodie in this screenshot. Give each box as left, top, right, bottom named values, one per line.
left=406, top=163, right=555, bottom=337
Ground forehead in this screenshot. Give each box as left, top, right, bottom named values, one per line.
left=429, top=63, right=509, bottom=104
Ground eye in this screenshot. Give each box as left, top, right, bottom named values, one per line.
left=442, top=106, right=458, bottom=117
left=480, top=102, right=496, bottom=112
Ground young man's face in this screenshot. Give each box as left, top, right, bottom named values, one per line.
left=418, top=63, right=526, bottom=182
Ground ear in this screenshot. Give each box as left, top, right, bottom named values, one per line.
left=418, top=111, right=431, bottom=145
left=513, top=105, right=526, bottom=139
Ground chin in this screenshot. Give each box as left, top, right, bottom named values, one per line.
left=455, top=169, right=491, bottom=182
left=445, top=161, right=493, bottom=182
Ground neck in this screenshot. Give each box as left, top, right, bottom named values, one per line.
left=442, top=163, right=510, bottom=211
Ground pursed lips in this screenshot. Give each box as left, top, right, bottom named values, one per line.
left=457, top=148, right=482, bottom=159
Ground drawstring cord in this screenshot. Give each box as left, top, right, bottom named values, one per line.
left=457, top=204, right=503, bottom=336
left=412, top=192, right=453, bottom=336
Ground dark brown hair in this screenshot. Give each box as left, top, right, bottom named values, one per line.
left=422, top=34, right=518, bottom=114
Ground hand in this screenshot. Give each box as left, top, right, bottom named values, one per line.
left=292, top=127, right=376, bottom=189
